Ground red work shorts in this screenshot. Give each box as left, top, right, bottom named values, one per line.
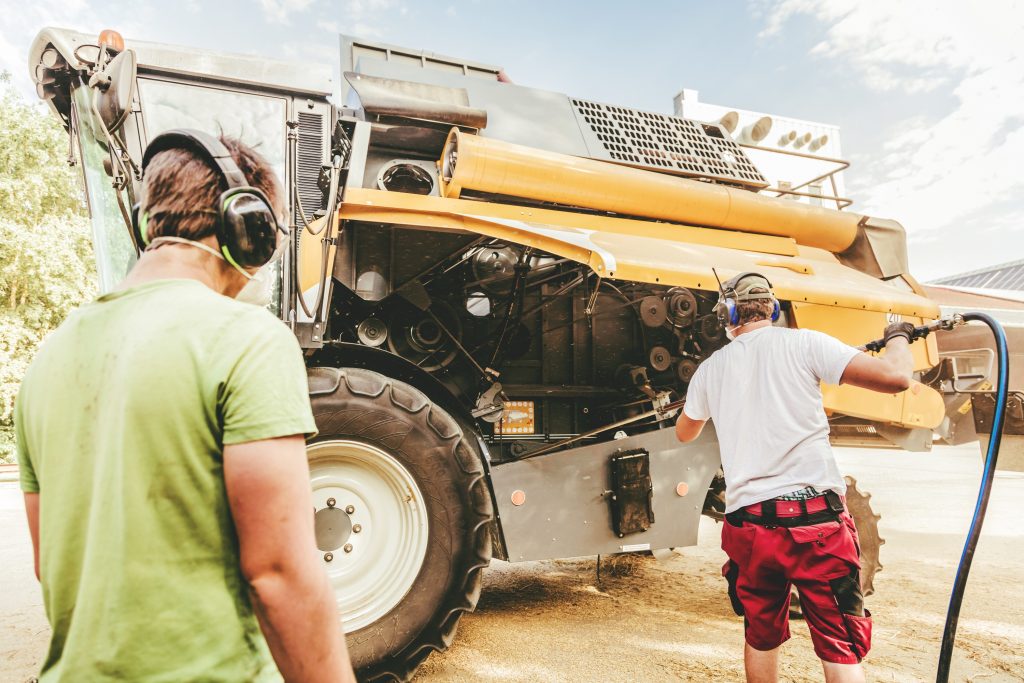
left=721, top=498, right=872, bottom=664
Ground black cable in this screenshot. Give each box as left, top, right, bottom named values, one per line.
left=936, top=312, right=1009, bottom=682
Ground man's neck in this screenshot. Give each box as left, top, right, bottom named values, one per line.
left=118, top=238, right=242, bottom=297
left=730, top=319, right=773, bottom=338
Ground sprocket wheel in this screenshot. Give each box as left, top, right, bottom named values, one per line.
left=843, top=475, right=884, bottom=596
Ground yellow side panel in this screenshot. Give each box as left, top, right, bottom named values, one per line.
left=822, top=382, right=946, bottom=430
left=297, top=215, right=337, bottom=293
left=792, top=303, right=945, bottom=429
left=339, top=189, right=940, bottom=319
left=790, top=303, right=939, bottom=370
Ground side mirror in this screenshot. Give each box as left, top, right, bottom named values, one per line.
left=91, top=48, right=137, bottom=134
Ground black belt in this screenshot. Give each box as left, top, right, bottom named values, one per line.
left=726, top=489, right=845, bottom=529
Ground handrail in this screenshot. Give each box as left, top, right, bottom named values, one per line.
left=740, top=143, right=852, bottom=211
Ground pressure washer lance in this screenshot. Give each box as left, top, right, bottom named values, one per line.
left=857, top=313, right=964, bottom=352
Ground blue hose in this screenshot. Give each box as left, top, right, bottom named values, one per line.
left=936, top=312, right=1009, bottom=682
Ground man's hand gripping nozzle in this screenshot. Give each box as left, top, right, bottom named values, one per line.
left=860, top=314, right=965, bottom=353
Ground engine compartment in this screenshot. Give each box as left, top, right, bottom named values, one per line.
left=321, top=223, right=742, bottom=460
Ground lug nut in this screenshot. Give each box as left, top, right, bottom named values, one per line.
left=352, top=524, right=362, bottom=534
left=345, top=505, right=355, bottom=514
left=343, top=543, right=353, bottom=553
left=326, top=497, right=336, bottom=508
left=324, top=552, right=333, bottom=562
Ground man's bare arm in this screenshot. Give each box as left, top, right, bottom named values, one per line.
left=224, top=435, right=356, bottom=683
left=676, top=412, right=707, bottom=443
left=24, top=493, right=40, bottom=581
left=841, top=337, right=913, bottom=394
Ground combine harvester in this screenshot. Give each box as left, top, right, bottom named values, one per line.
left=29, top=28, right=1013, bottom=681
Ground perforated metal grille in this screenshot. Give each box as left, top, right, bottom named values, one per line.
left=294, top=111, right=325, bottom=224
left=571, top=98, right=767, bottom=189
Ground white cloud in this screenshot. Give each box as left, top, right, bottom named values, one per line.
left=759, top=0, right=1024, bottom=278
left=1, top=0, right=148, bottom=101
left=310, top=0, right=402, bottom=38
left=259, top=0, right=314, bottom=25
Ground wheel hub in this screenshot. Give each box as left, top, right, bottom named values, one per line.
left=314, top=506, right=353, bottom=551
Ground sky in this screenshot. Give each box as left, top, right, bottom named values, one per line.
left=3, top=0, right=1022, bottom=281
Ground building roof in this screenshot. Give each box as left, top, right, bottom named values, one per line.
left=924, top=285, right=1024, bottom=310
left=931, top=258, right=1024, bottom=290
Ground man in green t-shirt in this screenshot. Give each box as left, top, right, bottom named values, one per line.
left=16, top=130, right=355, bottom=682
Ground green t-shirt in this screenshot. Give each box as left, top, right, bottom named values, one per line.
left=15, top=279, right=317, bottom=682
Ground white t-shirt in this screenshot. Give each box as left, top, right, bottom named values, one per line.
left=683, top=326, right=861, bottom=513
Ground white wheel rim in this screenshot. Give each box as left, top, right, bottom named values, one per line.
left=308, top=439, right=429, bottom=632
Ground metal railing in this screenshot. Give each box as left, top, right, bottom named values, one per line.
left=739, top=143, right=853, bottom=210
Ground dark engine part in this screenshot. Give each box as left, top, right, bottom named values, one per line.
left=326, top=222, right=727, bottom=459
left=609, top=448, right=655, bottom=537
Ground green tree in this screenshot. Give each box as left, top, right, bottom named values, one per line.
left=0, top=71, right=96, bottom=461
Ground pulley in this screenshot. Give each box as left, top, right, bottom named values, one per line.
left=666, top=287, right=697, bottom=328
left=639, top=295, right=668, bottom=327
left=649, top=346, right=672, bottom=372
left=356, top=317, right=388, bottom=347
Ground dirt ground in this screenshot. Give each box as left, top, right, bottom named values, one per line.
left=3, top=444, right=1023, bottom=682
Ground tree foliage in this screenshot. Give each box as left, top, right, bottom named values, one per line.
left=0, top=71, right=97, bottom=461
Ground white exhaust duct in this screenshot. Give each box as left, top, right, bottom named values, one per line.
left=738, top=116, right=773, bottom=144
left=809, top=134, right=829, bottom=152
left=792, top=132, right=813, bottom=149
left=719, top=110, right=739, bottom=134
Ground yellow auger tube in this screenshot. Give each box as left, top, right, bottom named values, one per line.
left=438, top=128, right=861, bottom=253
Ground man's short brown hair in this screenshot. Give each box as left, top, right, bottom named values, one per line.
left=140, top=135, right=281, bottom=244
left=734, top=298, right=777, bottom=326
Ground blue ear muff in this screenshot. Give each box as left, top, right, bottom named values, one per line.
left=726, top=298, right=739, bottom=326
left=771, top=298, right=780, bottom=323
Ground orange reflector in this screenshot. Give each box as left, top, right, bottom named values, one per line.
left=510, top=490, right=526, bottom=506
left=98, top=29, right=125, bottom=52
left=675, top=482, right=689, bottom=497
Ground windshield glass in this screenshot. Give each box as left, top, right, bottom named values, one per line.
left=74, top=86, right=138, bottom=293
left=137, top=78, right=288, bottom=313
left=137, top=78, right=287, bottom=179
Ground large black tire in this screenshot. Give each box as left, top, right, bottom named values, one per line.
left=307, top=367, right=493, bottom=682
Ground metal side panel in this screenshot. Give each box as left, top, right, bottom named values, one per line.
left=489, top=424, right=721, bottom=562
left=348, top=59, right=591, bottom=157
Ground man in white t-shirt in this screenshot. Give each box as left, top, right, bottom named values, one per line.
left=675, top=272, right=915, bottom=683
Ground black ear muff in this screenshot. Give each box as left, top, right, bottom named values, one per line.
left=130, top=202, right=150, bottom=248
left=215, top=188, right=280, bottom=270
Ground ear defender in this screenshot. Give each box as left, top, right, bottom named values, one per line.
left=216, top=188, right=279, bottom=270
left=130, top=203, right=150, bottom=248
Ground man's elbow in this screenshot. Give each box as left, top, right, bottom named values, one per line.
left=872, top=372, right=911, bottom=394
left=675, top=417, right=705, bottom=443
left=882, top=368, right=912, bottom=393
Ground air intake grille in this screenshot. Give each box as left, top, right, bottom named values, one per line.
left=295, top=111, right=325, bottom=224
left=571, top=98, right=767, bottom=189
